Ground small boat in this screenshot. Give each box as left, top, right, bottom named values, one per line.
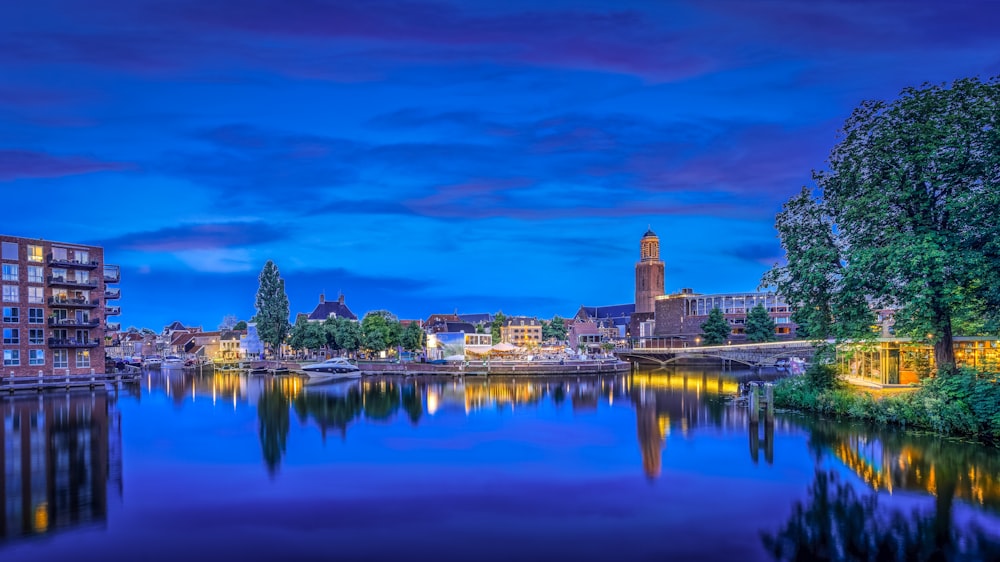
left=143, top=355, right=163, bottom=368
left=302, top=357, right=361, bottom=375
left=162, top=355, right=185, bottom=368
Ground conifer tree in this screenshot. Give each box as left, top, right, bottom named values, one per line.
left=745, top=304, right=777, bottom=343
left=700, top=308, right=731, bottom=345
left=254, top=260, right=290, bottom=358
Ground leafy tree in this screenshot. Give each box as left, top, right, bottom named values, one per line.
left=767, top=77, right=1000, bottom=373
left=289, top=317, right=324, bottom=352
left=491, top=311, right=506, bottom=344
left=254, top=260, right=290, bottom=358
left=140, top=327, right=155, bottom=336
left=540, top=319, right=551, bottom=339
left=475, top=323, right=485, bottom=334
left=600, top=341, right=616, bottom=355
left=335, top=319, right=363, bottom=355
left=361, top=310, right=397, bottom=354
left=233, top=320, right=248, bottom=331
left=700, top=308, right=731, bottom=345
left=745, top=304, right=777, bottom=343
left=400, top=322, right=426, bottom=352
left=549, top=315, right=568, bottom=341
left=218, top=314, right=239, bottom=330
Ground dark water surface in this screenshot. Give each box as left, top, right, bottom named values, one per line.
left=2, top=368, right=999, bottom=562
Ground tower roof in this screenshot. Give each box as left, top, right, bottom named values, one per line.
left=642, top=227, right=657, bottom=238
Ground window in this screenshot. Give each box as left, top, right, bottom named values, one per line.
left=2, top=307, right=17, bottom=323
left=1, top=263, right=17, bottom=281
left=2, top=350, right=19, bottom=366
left=28, top=308, right=43, bottom=324
left=75, top=271, right=89, bottom=283
left=76, top=350, right=90, bottom=368
left=53, top=349, right=68, bottom=369
left=27, top=266, right=43, bottom=284
left=28, top=329, right=43, bottom=345
left=1, top=241, right=17, bottom=260
left=27, top=245, right=42, bottom=263
left=27, top=287, right=43, bottom=304
left=52, top=247, right=68, bottom=261
left=2, top=285, right=18, bottom=302
left=28, top=350, right=44, bottom=366
left=51, top=268, right=67, bottom=281
left=2, top=328, right=17, bottom=344
left=76, top=250, right=89, bottom=264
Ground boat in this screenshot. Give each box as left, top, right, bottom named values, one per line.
left=302, top=357, right=361, bottom=375
left=143, top=355, right=163, bottom=368
left=162, top=355, right=185, bottom=368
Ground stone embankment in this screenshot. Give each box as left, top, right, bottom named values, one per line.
left=358, top=360, right=630, bottom=377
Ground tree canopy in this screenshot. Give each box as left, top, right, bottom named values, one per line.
left=745, top=304, right=777, bottom=343
left=700, top=308, right=731, bottom=345
left=764, top=77, right=1000, bottom=372
left=254, top=260, right=290, bottom=357
left=491, top=311, right=506, bottom=344
left=542, top=315, right=568, bottom=341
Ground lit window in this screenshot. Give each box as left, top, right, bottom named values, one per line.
left=53, top=350, right=68, bottom=369
left=28, top=329, right=43, bottom=345
left=1, top=242, right=17, bottom=260
left=27, top=245, right=43, bottom=263
left=28, top=350, right=44, bottom=366
left=2, top=307, right=17, bottom=323
left=27, top=266, right=43, bottom=283
left=76, top=350, right=90, bottom=368
left=1, top=285, right=18, bottom=302
left=2, top=328, right=18, bottom=344
left=2, top=350, right=19, bottom=366
left=28, top=308, right=44, bottom=324
left=1, top=263, right=17, bottom=281
left=27, top=287, right=43, bottom=304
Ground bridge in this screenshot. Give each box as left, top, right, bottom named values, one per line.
left=618, top=340, right=821, bottom=368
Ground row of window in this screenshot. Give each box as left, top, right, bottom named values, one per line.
left=3, top=308, right=46, bottom=323
left=2, top=349, right=90, bottom=368
left=1, top=264, right=91, bottom=283
left=1, top=286, right=48, bottom=303
left=2, top=242, right=89, bottom=263
left=2, top=329, right=45, bottom=345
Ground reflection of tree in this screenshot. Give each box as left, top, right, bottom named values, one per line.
left=257, top=380, right=290, bottom=476
left=763, top=470, right=1000, bottom=561
left=292, top=386, right=364, bottom=439
left=400, top=384, right=422, bottom=426
left=553, top=383, right=566, bottom=406
left=364, top=381, right=401, bottom=420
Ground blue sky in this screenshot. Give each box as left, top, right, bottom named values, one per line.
left=2, top=0, right=999, bottom=330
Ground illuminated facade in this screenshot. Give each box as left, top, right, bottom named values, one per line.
left=635, top=228, right=665, bottom=315
left=1, top=235, right=121, bottom=376
left=501, top=316, right=542, bottom=346
left=839, top=337, right=1000, bottom=385
left=652, top=289, right=796, bottom=344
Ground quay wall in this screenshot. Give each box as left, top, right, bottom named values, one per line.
left=358, top=360, right=630, bottom=377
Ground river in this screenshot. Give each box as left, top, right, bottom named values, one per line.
left=1, top=368, right=998, bottom=561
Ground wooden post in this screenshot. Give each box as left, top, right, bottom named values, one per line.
left=765, top=383, right=774, bottom=425
left=749, top=384, right=759, bottom=424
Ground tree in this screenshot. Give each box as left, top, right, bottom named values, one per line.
left=254, top=260, right=290, bottom=358
left=361, top=310, right=397, bottom=354
left=766, top=77, right=1000, bottom=373
left=219, top=314, right=239, bottom=331
left=140, top=327, right=155, bottom=336
left=288, top=317, right=324, bottom=352
left=549, top=315, right=568, bottom=341
left=233, top=320, right=248, bottom=331
left=491, top=311, right=506, bottom=344
left=400, top=322, right=425, bottom=352
left=334, top=318, right=362, bottom=355
left=745, top=304, right=777, bottom=343
left=700, top=307, right=731, bottom=345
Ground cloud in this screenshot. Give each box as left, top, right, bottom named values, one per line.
left=0, top=149, right=127, bottom=181
left=724, top=242, right=783, bottom=267
left=98, top=222, right=290, bottom=252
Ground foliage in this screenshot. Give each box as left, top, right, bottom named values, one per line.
left=233, top=320, right=247, bottom=331
left=600, top=341, right=615, bottom=354
left=491, top=311, right=506, bottom=344
left=400, top=322, right=426, bottom=352
left=700, top=307, right=731, bottom=345
left=542, top=315, right=568, bottom=341
left=288, top=316, right=325, bottom=351
left=744, top=304, right=777, bottom=343
left=254, top=260, right=290, bottom=357
left=765, top=77, right=1000, bottom=373
left=257, top=380, right=290, bottom=476
left=140, top=327, right=155, bottom=336
left=774, top=368, right=1000, bottom=444
left=361, top=310, right=399, bottom=353
left=218, top=314, right=239, bottom=330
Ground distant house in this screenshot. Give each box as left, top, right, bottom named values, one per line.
left=240, top=323, right=264, bottom=358
left=307, top=293, right=357, bottom=322
left=501, top=316, right=542, bottom=346
left=574, top=304, right=634, bottom=340
left=424, top=314, right=462, bottom=334
left=458, top=313, right=493, bottom=331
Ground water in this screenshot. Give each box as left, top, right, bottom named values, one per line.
left=2, top=368, right=999, bottom=562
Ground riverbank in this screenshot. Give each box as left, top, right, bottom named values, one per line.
left=357, top=359, right=630, bottom=376
left=773, top=369, right=1000, bottom=446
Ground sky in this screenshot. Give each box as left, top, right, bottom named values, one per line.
left=2, top=0, right=999, bottom=330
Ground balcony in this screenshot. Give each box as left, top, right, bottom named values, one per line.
left=47, top=275, right=99, bottom=289
left=106, top=322, right=121, bottom=332
left=104, top=287, right=121, bottom=300
left=48, top=338, right=100, bottom=348
left=105, top=305, right=121, bottom=316
left=104, top=264, right=120, bottom=283
left=48, top=297, right=100, bottom=308
left=47, top=254, right=99, bottom=269
left=48, top=317, right=100, bottom=328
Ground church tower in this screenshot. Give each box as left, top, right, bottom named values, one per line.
left=635, top=227, right=665, bottom=314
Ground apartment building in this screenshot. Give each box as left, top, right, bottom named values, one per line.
left=500, top=316, right=542, bottom=346
left=1, top=235, right=121, bottom=376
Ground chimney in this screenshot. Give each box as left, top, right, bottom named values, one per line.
left=338, top=293, right=345, bottom=305
left=319, top=293, right=325, bottom=304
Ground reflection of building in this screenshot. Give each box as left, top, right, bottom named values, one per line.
left=0, top=393, right=121, bottom=540
left=1, top=235, right=121, bottom=376
left=634, top=387, right=665, bottom=479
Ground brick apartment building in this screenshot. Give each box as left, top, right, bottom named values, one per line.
left=1, top=235, right=121, bottom=377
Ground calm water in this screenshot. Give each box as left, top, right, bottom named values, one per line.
left=2, top=368, right=999, bottom=562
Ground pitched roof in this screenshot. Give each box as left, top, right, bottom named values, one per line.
left=443, top=322, right=476, bottom=333
left=307, top=301, right=357, bottom=321
left=425, top=313, right=461, bottom=325
left=503, top=316, right=540, bottom=327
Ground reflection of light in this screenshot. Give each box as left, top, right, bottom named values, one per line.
left=34, top=502, right=48, bottom=532
left=427, top=390, right=439, bottom=415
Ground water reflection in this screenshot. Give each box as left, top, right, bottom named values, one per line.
left=1, top=392, right=122, bottom=542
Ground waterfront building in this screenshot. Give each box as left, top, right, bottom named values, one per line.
left=458, top=312, right=493, bottom=332
left=1, top=235, right=120, bottom=377
left=306, top=293, right=357, bottom=322
left=240, top=322, right=264, bottom=358
left=573, top=304, right=633, bottom=340
left=650, top=288, right=796, bottom=345
left=635, top=227, right=665, bottom=315
left=840, top=336, right=1000, bottom=385
left=424, top=313, right=462, bottom=334
left=500, top=316, right=542, bottom=346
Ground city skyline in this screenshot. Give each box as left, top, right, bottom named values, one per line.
left=3, top=1, right=1000, bottom=329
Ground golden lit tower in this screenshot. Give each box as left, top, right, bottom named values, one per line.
left=635, top=227, right=665, bottom=314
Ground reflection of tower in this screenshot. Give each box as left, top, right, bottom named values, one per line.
left=634, top=387, right=665, bottom=479
left=635, top=228, right=665, bottom=314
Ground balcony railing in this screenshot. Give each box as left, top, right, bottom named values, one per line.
left=47, top=254, right=99, bottom=269
left=105, top=305, right=121, bottom=316
left=48, top=297, right=100, bottom=308
left=104, top=288, right=121, bottom=300
left=48, top=317, right=100, bottom=328
left=106, top=322, right=121, bottom=332
left=47, top=275, right=99, bottom=289
left=104, top=264, right=120, bottom=283
left=48, top=338, right=100, bottom=348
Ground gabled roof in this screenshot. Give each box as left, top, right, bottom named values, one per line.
left=308, top=301, right=357, bottom=321
left=171, top=332, right=196, bottom=348
left=425, top=313, right=461, bottom=325
left=503, top=316, right=540, bottom=327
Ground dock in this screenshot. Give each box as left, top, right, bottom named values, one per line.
left=1, top=368, right=141, bottom=394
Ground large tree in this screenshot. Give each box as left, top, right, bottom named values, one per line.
left=361, top=310, right=398, bottom=354
left=766, top=77, right=1000, bottom=372
left=491, top=311, right=506, bottom=344
left=700, top=308, right=731, bottom=346
left=400, top=322, right=426, bottom=352
left=745, top=304, right=777, bottom=343
left=254, top=260, right=291, bottom=358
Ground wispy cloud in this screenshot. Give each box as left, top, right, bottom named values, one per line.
left=0, top=149, right=127, bottom=181
left=99, top=222, right=290, bottom=252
